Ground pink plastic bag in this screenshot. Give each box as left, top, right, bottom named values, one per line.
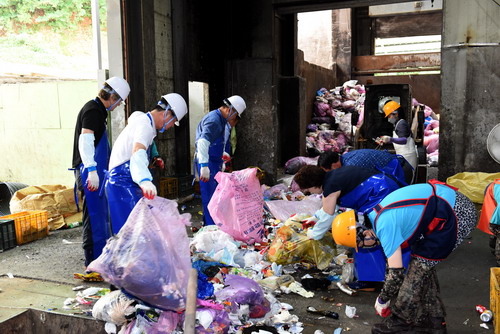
left=208, top=168, right=264, bottom=244
left=87, top=197, right=192, bottom=311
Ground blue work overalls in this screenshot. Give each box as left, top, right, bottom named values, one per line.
left=195, top=109, right=227, bottom=226
left=79, top=129, right=111, bottom=264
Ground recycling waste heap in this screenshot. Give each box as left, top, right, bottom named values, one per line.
left=65, top=167, right=370, bottom=334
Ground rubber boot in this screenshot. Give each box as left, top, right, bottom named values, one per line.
left=371, top=314, right=414, bottom=334
left=414, top=317, right=447, bottom=334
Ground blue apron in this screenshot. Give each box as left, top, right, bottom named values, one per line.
left=377, top=156, right=407, bottom=187
left=196, top=113, right=226, bottom=226
left=105, top=113, right=153, bottom=234
left=105, top=161, right=143, bottom=234
left=79, top=130, right=111, bottom=261
left=339, top=173, right=400, bottom=214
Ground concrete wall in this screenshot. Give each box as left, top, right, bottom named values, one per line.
left=152, top=0, right=177, bottom=177
left=0, top=80, right=96, bottom=187
left=439, top=0, right=500, bottom=179
left=299, top=58, right=337, bottom=125
left=297, top=10, right=333, bottom=69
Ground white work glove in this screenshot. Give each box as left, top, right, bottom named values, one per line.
left=222, top=152, right=231, bottom=172
left=302, top=216, right=318, bottom=229
left=374, top=296, right=391, bottom=317
left=307, top=208, right=338, bottom=240
left=306, top=228, right=317, bottom=240
left=87, top=170, right=99, bottom=192
left=381, top=135, right=392, bottom=144
left=222, top=152, right=231, bottom=163
left=140, top=181, right=157, bottom=200
left=200, top=166, right=210, bottom=182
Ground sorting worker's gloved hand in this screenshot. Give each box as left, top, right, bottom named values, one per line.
left=374, top=296, right=391, bottom=317
left=302, top=216, right=318, bottom=230
left=140, top=181, right=157, bottom=199
left=200, top=166, right=210, bottom=182
left=381, top=135, right=392, bottom=144
left=222, top=152, right=231, bottom=172
left=87, top=169, right=99, bottom=191
left=152, top=156, right=165, bottom=170
left=222, top=152, right=231, bottom=163
left=306, top=208, right=338, bottom=240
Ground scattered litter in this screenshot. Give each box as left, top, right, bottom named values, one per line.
left=63, top=239, right=83, bottom=244
left=288, top=281, right=315, bottom=298
left=280, top=302, right=294, bottom=311
left=480, top=323, right=489, bottom=329
left=337, top=281, right=356, bottom=295
left=6, top=273, right=14, bottom=278
left=104, top=322, right=117, bottom=334
left=314, top=330, right=325, bottom=334
left=306, top=306, right=339, bottom=319
left=73, top=272, right=103, bottom=282
left=345, top=305, right=357, bottom=319
left=72, top=285, right=86, bottom=291
left=63, top=298, right=75, bottom=306
left=463, top=318, right=469, bottom=325
left=334, top=328, right=343, bottom=334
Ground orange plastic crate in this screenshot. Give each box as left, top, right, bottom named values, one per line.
left=159, top=177, right=178, bottom=199
left=0, top=211, right=49, bottom=245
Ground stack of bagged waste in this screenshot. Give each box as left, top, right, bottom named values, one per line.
left=306, top=80, right=366, bottom=156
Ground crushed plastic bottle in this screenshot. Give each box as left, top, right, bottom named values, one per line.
left=307, top=306, right=339, bottom=319
left=67, top=221, right=81, bottom=228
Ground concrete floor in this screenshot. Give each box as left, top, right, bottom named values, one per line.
left=0, top=191, right=496, bottom=333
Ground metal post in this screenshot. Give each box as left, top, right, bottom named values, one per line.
left=91, top=0, right=102, bottom=71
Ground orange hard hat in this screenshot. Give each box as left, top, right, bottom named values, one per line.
left=383, top=100, right=401, bottom=117
left=331, top=210, right=358, bottom=251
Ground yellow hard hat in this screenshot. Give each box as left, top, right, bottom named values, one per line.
left=383, top=100, right=401, bottom=117
left=331, top=210, right=358, bottom=251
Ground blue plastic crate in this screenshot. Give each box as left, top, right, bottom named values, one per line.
left=354, top=245, right=411, bottom=282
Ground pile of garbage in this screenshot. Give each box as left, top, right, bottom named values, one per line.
left=306, top=80, right=366, bottom=155
left=64, top=168, right=365, bottom=333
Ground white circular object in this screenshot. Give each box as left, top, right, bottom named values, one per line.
left=487, top=123, right=500, bottom=164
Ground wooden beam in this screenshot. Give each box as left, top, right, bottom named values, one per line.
left=375, top=12, right=443, bottom=38
left=352, top=53, right=441, bottom=74
left=273, top=0, right=415, bottom=15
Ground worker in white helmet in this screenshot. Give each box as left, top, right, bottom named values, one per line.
left=72, top=76, right=131, bottom=267
left=106, top=93, right=188, bottom=234
left=195, top=95, right=247, bottom=226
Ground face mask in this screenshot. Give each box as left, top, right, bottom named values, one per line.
left=356, top=225, right=379, bottom=249
left=388, top=117, right=397, bottom=125
left=106, top=98, right=122, bottom=112
left=226, top=107, right=238, bottom=121
left=158, top=110, right=177, bottom=133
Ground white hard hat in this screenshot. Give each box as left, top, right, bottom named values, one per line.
left=225, top=95, right=247, bottom=115
left=105, top=77, right=130, bottom=100
left=160, top=93, right=188, bottom=126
